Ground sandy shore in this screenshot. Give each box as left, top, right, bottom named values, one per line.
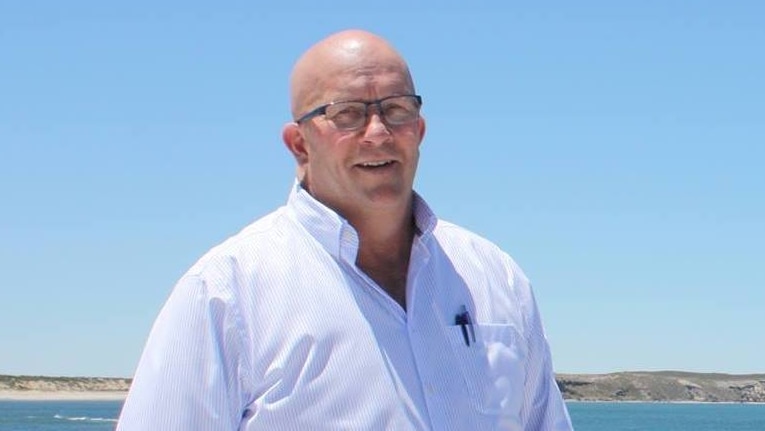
left=0, top=390, right=127, bottom=401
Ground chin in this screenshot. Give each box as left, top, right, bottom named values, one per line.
left=362, top=185, right=412, bottom=205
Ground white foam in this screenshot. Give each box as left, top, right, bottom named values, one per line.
left=53, top=413, right=118, bottom=422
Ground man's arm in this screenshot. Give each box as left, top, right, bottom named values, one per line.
left=507, top=259, right=573, bottom=431
left=520, top=297, right=573, bottom=430
left=117, top=274, right=249, bottom=430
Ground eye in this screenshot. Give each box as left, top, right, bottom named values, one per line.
left=327, top=103, right=366, bottom=126
left=383, top=103, right=409, bottom=117
left=382, top=99, right=418, bottom=122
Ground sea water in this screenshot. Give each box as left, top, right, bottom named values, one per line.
left=0, top=400, right=120, bottom=431
left=567, top=402, right=765, bottom=431
left=1, top=400, right=764, bottom=430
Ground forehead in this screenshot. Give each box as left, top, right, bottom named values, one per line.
left=292, top=37, right=415, bottom=113
left=320, top=66, right=413, bottom=102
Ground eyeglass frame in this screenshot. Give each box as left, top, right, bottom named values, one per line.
left=294, top=94, right=423, bottom=130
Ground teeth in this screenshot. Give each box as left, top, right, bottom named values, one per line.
left=361, top=160, right=391, bottom=167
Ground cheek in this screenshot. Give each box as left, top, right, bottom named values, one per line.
left=307, top=142, right=348, bottom=176
left=410, top=148, right=421, bottom=172
left=403, top=132, right=423, bottom=157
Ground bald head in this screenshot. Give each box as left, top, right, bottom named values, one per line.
left=289, top=30, right=416, bottom=119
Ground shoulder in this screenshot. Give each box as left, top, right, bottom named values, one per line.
left=180, top=206, right=294, bottom=289
left=433, top=219, right=500, bottom=251
left=432, top=218, right=532, bottom=297
left=433, top=220, right=521, bottom=272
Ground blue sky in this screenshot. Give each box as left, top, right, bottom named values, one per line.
left=1, top=1, right=763, bottom=378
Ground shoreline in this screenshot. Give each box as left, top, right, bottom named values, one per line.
left=0, top=390, right=127, bottom=401
left=0, top=391, right=763, bottom=404
left=565, top=399, right=765, bottom=405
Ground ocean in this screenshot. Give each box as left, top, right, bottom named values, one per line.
left=0, top=400, right=120, bottom=430
left=0, top=400, right=764, bottom=430
left=566, top=402, right=765, bottom=430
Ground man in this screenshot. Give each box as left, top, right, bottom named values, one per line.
left=117, top=29, right=573, bottom=430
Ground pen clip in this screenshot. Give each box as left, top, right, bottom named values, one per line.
left=455, top=305, right=475, bottom=347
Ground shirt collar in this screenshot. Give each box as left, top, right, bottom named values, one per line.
left=285, top=180, right=437, bottom=261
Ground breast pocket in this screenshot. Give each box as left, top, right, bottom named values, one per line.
left=446, top=323, right=527, bottom=415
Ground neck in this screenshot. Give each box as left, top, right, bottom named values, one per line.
left=350, top=199, right=416, bottom=310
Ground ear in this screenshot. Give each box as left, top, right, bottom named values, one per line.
left=282, top=122, right=309, bottom=165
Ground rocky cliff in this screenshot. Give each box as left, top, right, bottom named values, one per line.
left=557, top=371, right=765, bottom=402
left=3, top=372, right=764, bottom=402
left=0, top=375, right=131, bottom=392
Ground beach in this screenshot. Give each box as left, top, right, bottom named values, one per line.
left=0, top=390, right=127, bottom=401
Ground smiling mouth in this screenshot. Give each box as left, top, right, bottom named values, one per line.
left=358, top=160, right=395, bottom=168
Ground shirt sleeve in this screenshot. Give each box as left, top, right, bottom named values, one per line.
left=511, top=263, right=574, bottom=431
left=116, top=274, right=250, bottom=430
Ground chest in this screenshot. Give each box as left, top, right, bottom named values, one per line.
left=236, top=251, right=528, bottom=430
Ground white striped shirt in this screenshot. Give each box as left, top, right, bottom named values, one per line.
left=117, top=181, right=573, bottom=430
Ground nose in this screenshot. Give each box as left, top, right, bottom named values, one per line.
left=362, top=104, right=391, bottom=142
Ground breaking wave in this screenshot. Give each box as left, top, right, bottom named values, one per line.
left=54, top=413, right=118, bottom=422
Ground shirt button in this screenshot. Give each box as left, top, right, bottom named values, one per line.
left=425, top=383, right=435, bottom=395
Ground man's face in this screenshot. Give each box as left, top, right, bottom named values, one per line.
left=292, top=65, right=425, bottom=220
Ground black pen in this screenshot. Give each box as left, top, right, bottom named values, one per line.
left=455, top=305, right=474, bottom=346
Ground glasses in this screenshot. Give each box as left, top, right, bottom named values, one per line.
left=295, top=94, right=422, bottom=131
